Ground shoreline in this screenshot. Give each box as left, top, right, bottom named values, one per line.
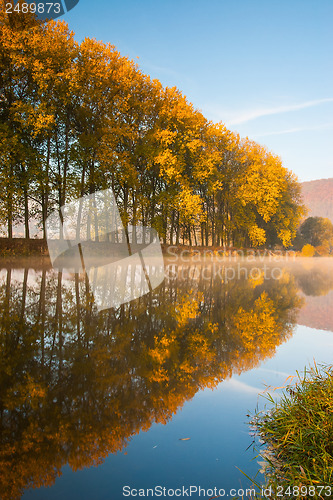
left=0, top=238, right=331, bottom=261
left=0, top=237, right=295, bottom=256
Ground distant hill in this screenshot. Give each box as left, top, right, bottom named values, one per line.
left=301, top=178, right=333, bottom=222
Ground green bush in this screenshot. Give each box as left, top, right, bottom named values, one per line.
left=299, top=217, right=333, bottom=247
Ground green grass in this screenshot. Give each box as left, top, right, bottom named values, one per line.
left=250, top=364, right=333, bottom=499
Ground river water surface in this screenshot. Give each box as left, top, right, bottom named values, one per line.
left=0, top=257, right=332, bottom=499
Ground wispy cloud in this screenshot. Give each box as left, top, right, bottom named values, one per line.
left=257, top=368, right=292, bottom=378
left=226, top=97, right=333, bottom=126
left=224, top=378, right=263, bottom=395
left=253, top=122, right=333, bottom=138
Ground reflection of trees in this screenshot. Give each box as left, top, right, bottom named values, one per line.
left=295, top=267, right=333, bottom=296
left=0, top=264, right=302, bottom=499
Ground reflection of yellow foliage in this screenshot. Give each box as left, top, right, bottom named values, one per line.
left=149, top=332, right=174, bottom=366
left=208, top=322, right=218, bottom=334
left=233, top=292, right=280, bottom=363
left=4, top=375, right=46, bottom=411
left=278, top=269, right=291, bottom=285
left=249, top=269, right=265, bottom=288
left=173, top=292, right=202, bottom=327
left=150, top=367, right=170, bottom=383
left=0, top=267, right=302, bottom=499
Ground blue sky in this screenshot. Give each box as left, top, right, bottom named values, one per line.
left=63, top=0, right=333, bottom=182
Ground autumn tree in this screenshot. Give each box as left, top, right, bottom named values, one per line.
left=298, top=216, right=333, bottom=249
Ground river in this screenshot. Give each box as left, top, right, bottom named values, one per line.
left=0, top=256, right=332, bottom=499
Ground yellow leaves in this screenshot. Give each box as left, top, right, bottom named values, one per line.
left=187, top=330, right=215, bottom=366
left=0, top=5, right=304, bottom=249
left=156, top=129, right=177, bottom=147
left=179, top=360, right=195, bottom=375
left=238, top=159, right=284, bottom=222
left=301, top=243, right=315, bottom=257
left=13, top=102, right=55, bottom=137
left=186, top=138, right=203, bottom=154
left=155, top=150, right=180, bottom=181
left=278, top=229, right=292, bottom=248
left=248, top=225, right=266, bottom=247
left=174, top=187, right=204, bottom=225
left=235, top=142, right=293, bottom=243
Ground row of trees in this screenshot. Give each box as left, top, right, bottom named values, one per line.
left=0, top=7, right=305, bottom=247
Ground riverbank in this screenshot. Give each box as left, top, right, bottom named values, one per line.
left=252, top=364, right=333, bottom=498
left=0, top=238, right=331, bottom=260
left=0, top=238, right=48, bottom=257
left=0, top=237, right=297, bottom=258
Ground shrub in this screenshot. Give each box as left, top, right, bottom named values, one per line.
left=301, top=244, right=315, bottom=257
left=252, top=365, right=333, bottom=498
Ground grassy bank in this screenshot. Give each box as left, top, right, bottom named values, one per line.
left=251, top=364, right=333, bottom=499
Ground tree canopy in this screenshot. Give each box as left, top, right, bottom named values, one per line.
left=298, top=216, right=333, bottom=248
